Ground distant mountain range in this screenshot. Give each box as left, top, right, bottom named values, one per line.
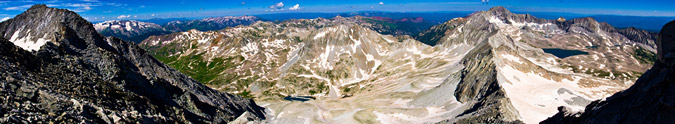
left=94, top=20, right=170, bottom=43
left=257, top=11, right=674, bottom=32
left=255, top=11, right=473, bottom=24
left=163, top=16, right=260, bottom=32
left=93, top=11, right=672, bottom=44
left=511, top=12, right=674, bottom=32
left=139, top=17, right=191, bottom=25
left=93, top=16, right=261, bottom=43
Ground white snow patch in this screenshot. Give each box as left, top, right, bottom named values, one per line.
left=383, top=37, right=396, bottom=43
left=318, top=44, right=335, bottom=70
left=9, top=30, right=49, bottom=51
left=501, top=54, right=524, bottom=64
left=372, top=106, right=451, bottom=124
left=314, top=31, right=328, bottom=40
left=197, top=38, right=209, bottom=43
left=498, top=65, right=603, bottom=124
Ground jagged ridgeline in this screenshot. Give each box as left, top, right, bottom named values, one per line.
left=140, top=6, right=657, bottom=123
left=93, top=16, right=262, bottom=43
left=542, top=20, right=675, bottom=124
left=0, top=4, right=265, bottom=123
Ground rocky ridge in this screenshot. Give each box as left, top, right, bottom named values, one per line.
left=140, top=6, right=656, bottom=123
left=541, top=20, right=675, bottom=124
left=0, top=4, right=265, bottom=123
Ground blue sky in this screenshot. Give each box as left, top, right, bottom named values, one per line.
left=0, top=0, right=674, bottom=22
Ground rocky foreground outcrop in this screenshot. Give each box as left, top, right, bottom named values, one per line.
left=0, top=4, right=265, bottom=123
left=541, top=20, right=675, bottom=123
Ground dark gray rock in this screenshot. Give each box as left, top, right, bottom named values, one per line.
left=618, top=27, right=658, bottom=49
left=541, top=20, right=675, bottom=124
left=452, top=39, right=523, bottom=124
left=659, top=21, right=675, bottom=63
left=0, top=4, right=265, bottom=123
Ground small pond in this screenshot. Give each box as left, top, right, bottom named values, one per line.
left=283, top=96, right=316, bottom=102
left=542, top=48, right=589, bottom=59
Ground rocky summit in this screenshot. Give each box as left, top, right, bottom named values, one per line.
left=140, top=6, right=657, bottom=123
left=541, top=20, right=675, bottom=124
left=0, top=4, right=265, bottom=123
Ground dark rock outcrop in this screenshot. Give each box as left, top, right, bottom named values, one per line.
left=558, top=17, right=618, bottom=34
left=541, top=20, right=675, bottom=124
left=618, top=27, right=658, bottom=49
left=453, top=40, right=522, bottom=124
left=0, top=4, right=265, bottom=123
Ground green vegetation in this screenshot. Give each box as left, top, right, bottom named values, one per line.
left=562, top=65, right=639, bottom=79
left=343, top=87, right=351, bottom=92
left=415, top=24, right=456, bottom=46
left=165, top=52, right=239, bottom=85
left=294, top=36, right=303, bottom=42
left=143, top=42, right=243, bottom=85
left=244, top=30, right=261, bottom=37
left=363, top=18, right=398, bottom=29
left=238, top=90, right=253, bottom=99
left=632, top=47, right=656, bottom=64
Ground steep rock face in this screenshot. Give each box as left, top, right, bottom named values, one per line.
left=542, top=20, right=675, bottom=124
left=431, top=6, right=653, bottom=123
left=94, top=20, right=169, bottom=43
left=0, top=4, right=265, bottom=123
left=618, top=27, right=658, bottom=50
left=452, top=41, right=521, bottom=123
left=415, top=17, right=467, bottom=46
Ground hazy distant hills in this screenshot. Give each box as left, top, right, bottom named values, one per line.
left=139, top=17, right=191, bottom=25
left=92, top=11, right=671, bottom=45
left=93, top=16, right=261, bottom=43
left=255, top=11, right=473, bottom=24
left=513, top=12, right=674, bottom=32
left=257, top=11, right=673, bottom=32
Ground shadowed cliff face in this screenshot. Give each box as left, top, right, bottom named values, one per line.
left=0, top=4, right=265, bottom=123
left=542, top=20, right=675, bottom=124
